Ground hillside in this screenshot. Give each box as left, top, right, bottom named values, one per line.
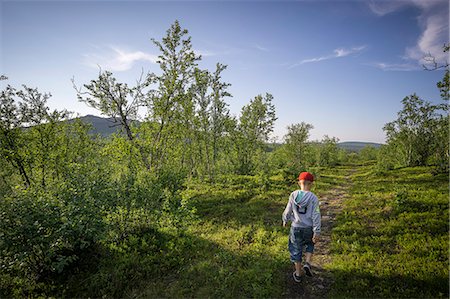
left=69, top=115, right=124, bottom=136
left=337, top=141, right=383, bottom=152
left=74, top=116, right=384, bottom=152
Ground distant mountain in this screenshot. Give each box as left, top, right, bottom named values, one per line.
left=337, top=141, right=383, bottom=152
left=72, top=116, right=384, bottom=152
left=69, top=115, right=123, bottom=137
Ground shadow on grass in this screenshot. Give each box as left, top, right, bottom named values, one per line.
left=191, top=191, right=287, bottom=227
left=59, top=226, right=289, bottom=298
left=328, top=268, right=449, bottom=299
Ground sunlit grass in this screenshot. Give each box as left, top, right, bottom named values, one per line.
left=24, top=164, right=447, bottom=298
left=328, top=165, right=449, bottom=298
left=133, top=167, right=352, bottom=297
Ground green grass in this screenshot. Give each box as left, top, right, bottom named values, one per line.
left=53, top=174, right=295, bottom=298
left=328, top=165, right=449, bottom=298
left=136, top=175, right=290, bottom=298
left=131, top=167, right=353, bottom=298
left=11, top=164, right=446, bottom=298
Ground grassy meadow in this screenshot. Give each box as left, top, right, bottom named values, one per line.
left=328, top=165, right=449, bottom=298
left=45, top=163, right=447, bottom=298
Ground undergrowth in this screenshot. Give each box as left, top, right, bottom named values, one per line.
left=2, top=164, right=447, bottom=298
left=328, top=165, right=449, bottom=298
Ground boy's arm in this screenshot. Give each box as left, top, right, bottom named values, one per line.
left=311, top=197, right=321, bottom=239
left=282, top=193, right=294, bottom=226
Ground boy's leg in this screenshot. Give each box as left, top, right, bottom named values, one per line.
left=294, top=261, right=302, bottom=276
left=303, top=252, right=313, bottom=276
left=304, top=252, right=312, bottom=264
left=303, top=229, right=314, bottom=277
left=289, top=227, right=303, bottom=281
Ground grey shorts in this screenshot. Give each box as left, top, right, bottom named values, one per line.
left=288, top=226, right=314, bottom=262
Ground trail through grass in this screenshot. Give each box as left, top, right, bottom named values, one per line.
left=281, top=166, right=355, bottom=298
left=133, top=166, right=356, bottom=298
left=60, top=164, right=448, bottom=298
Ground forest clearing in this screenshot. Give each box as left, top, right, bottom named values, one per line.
left=1, top=162, right=448, bottom=298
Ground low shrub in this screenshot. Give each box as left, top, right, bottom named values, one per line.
left=0, top=190, right=104, bottom=297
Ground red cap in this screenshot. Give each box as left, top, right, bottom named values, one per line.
left=298, top=172, right=314, bottom=182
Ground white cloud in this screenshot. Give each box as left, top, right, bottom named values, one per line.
left=194, top=49, right=216, bottom=57
left=334, top=48, right=351, bottom=57
left=369, top=0, right=449, bottom=69
left=255, top=44, right=269, bottom=52
left=290, top=45, right=366, bottom=68
left=368, top=0, right=409, bottom=16
left=406, top=13, right=448, bottom=62
left=84, top=46, right=158, bottom=72
left=369, top=0, right=438, bottom=16
left=371, top=62, right=420, bottom=71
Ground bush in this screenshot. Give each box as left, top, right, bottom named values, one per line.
left=0, top=190, right=104, bottom=296
left=376, top=144, right=397, bottom=171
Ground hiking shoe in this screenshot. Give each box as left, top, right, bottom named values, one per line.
left=292, top=271, right=302, bottom=283
left=303, top=262, right=313, bottom=277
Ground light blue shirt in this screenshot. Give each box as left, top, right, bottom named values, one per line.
left=282, top=190, right=321, bottom=235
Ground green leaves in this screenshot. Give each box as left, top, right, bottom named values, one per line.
left=231, top=93, right=277, bottom=175
left=0, top=79, right=70, bottom=188
left=382, top=44, right=449, bottom=172
left=383, top=93, right=447, bottom=168
left=239, top=93, right=277, bottom=143
left=0, top=190, right=105, bottom=290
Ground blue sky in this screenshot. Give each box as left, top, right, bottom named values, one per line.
left=1, top=0, right=448, bottom=143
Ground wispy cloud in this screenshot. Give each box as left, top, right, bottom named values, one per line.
left=290, top=45, right=366, bottom=68
left=83, top=46, right=158, bottom=72
left=369, top=0, right=438, bottom=16
left=255, top=44, right=269, bottom=52
left=370, top=62, right=420, bottom=71
left=194, top=49, right=216, bottom=57
left=406, top=12, right=448, bottom=62
left=369, top=0, right=448, bottom=69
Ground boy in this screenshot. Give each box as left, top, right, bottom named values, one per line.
left=282, top=171, right=321, bottom=283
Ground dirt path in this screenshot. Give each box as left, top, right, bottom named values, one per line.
left=281, top=170, right=354, bottom=298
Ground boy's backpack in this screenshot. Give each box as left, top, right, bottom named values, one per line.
left=294, top=190, right=308, bottom=214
